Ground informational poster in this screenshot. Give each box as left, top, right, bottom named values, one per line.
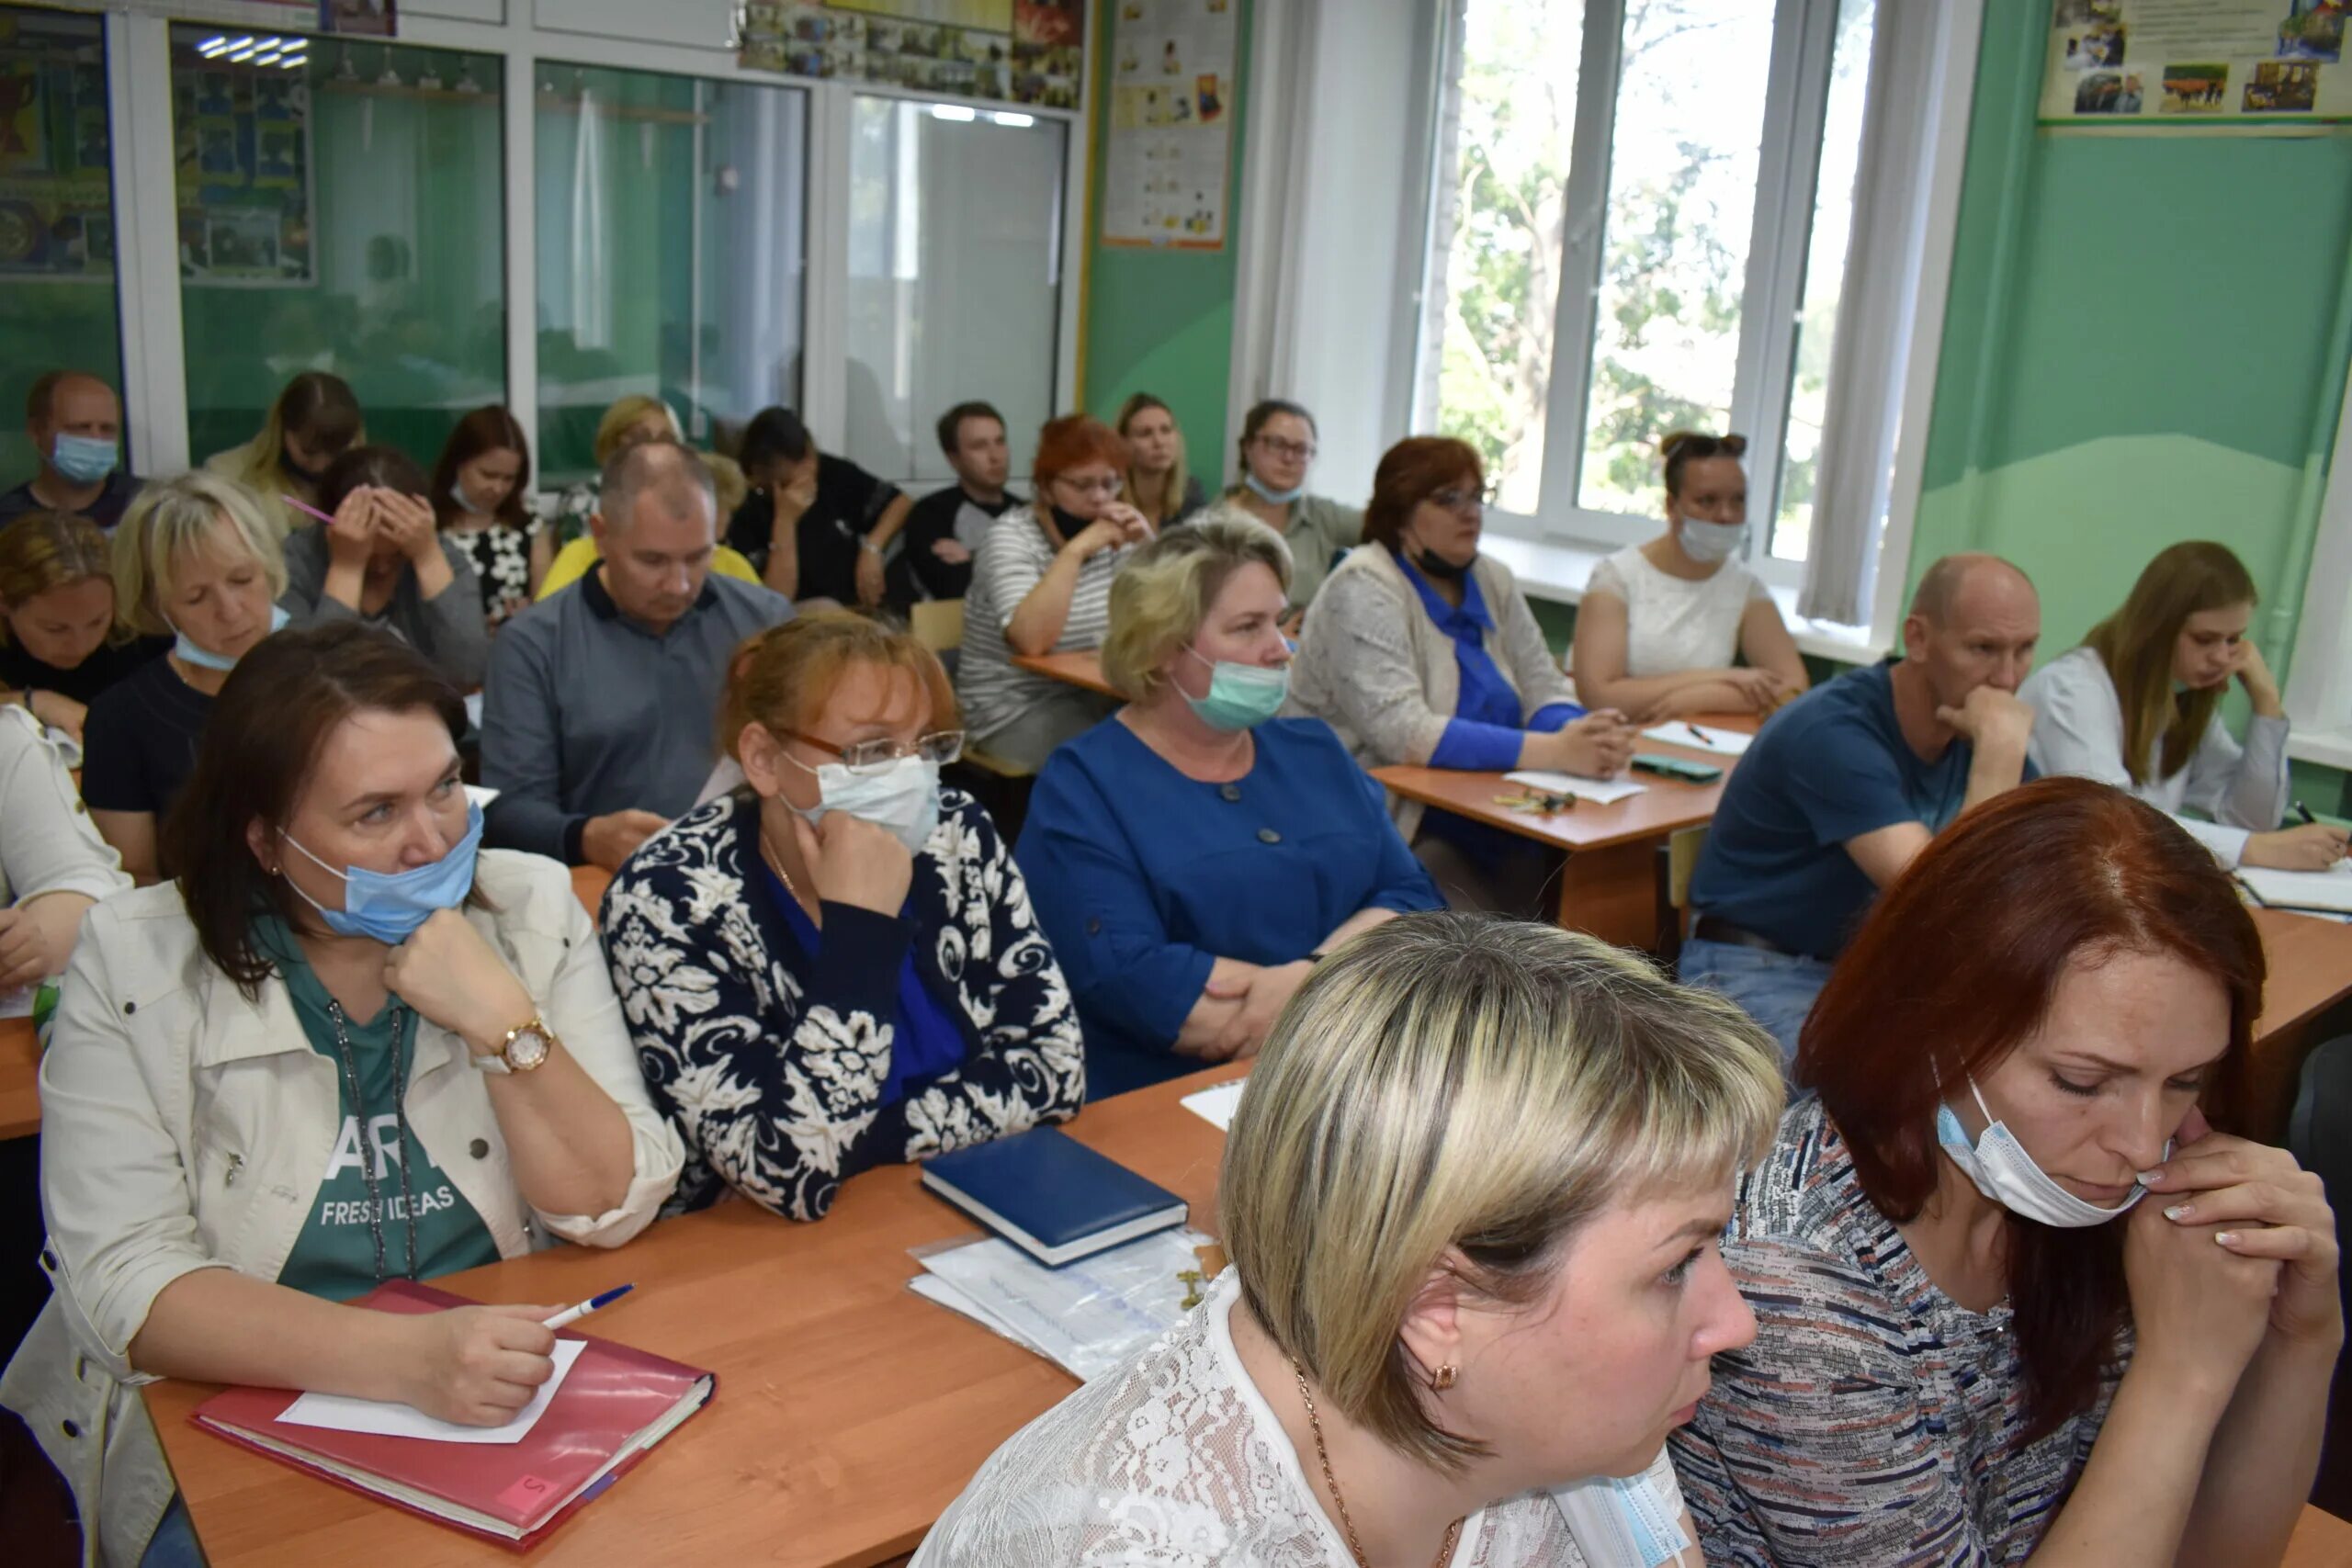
left=173, top=49, right=315, bottom=285
left=2039, top=0, right=2350, bottom=126
left=1100, top=0, right=1237, bottom=249
left=737, top=1, right=1084, bottom=108
left=111, top=2, right=394, bottom=35
left=0, top=11, right=116, bottom=281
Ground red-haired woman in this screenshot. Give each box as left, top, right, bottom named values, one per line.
left=1670, top=776, right=2339, bottom=1566
left=956, top=414, right=1155, bottom=772
left=431, top=405, right=548, bottom=631
left=1286, top=435, right=1636, bottom=914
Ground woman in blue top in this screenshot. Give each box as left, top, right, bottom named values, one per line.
left=602, top=613, right=1085, bottom=1222
left=1287, top=436, right=1637, bottom=915
left=1016, top=516, right=1443, bottom=1100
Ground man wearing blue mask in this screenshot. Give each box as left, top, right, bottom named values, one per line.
left=2, top=370, right=141, bottom=530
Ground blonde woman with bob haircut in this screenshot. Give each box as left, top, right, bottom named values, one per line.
left=2020, top=540, right=2345, bottom=870
left=85, top=472, right=290, bottom=882
left=538, top=392, right=683, bottom=547
left=0, top=510, right=167, bottom=741
left=918, top=911, right=1783, bottom=1566
left=1014, top=518, right=1440, bottom=1100
left=603, top=612, right=1083, bottom=1222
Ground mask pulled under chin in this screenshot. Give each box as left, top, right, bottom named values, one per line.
left=1934, top=1078, right=2165, bottom=1229
left=1407, top=541, right=1473, bottom=581
left=1243, top=472, right=1306, bottom=506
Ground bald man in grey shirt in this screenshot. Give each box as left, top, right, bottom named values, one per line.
left=482, top=441, right=791, bottom=869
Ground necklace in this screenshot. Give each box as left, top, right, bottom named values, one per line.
left=324, top=998, right=420, bottom=1284
left=1290, top=1358, right=1464, bottom=1568
left=757, top=825, right=817, bottom=919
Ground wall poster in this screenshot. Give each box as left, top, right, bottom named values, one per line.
left=2040, top=0, right=2350, bottom=127
left=738, top=1, right=1085, bottom=109
left=1099, top=0, right=1237, bottom=249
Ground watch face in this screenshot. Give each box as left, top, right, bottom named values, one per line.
left=507, top=1027, right=551, bottom=1070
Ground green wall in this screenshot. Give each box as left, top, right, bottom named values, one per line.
left=1077, top=0, right=1250, bottom=490
left=1909, top=7, right=2352, bottom=805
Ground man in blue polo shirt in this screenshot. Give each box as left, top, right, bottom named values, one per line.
left=1683, top=553, right=2041, bottom=1063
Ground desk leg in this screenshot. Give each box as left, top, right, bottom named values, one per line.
left=1552, top=841, right=1657, bottom=949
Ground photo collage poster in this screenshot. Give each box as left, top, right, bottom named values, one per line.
left=739, top=1, right=1086, bottom=110
left=174, top=39, right=316, bottom=286
left=0, top=9, right=116, bottom=281
left=1100, top=0, right=1238, bottom=248
left=2041, top=0, right=2351, bottom=126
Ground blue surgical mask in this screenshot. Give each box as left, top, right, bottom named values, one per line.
left=790, top=754, right=942, bottom=856
left=1182, top=645, right=1289, bottom=732
left=51, top=432, right=118, bottom=486
left=1243, top=471, right=1306, bottom=506
left=167, top=604, right=288, bottom=672
left=280, top=800, right=484, bottom=944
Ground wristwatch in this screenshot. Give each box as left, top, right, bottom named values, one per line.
left=473, top=1015, right=556, bottom=1075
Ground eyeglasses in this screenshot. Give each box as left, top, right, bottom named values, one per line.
left=1253, top=436, right=1316, bottom=462
left=1052, top=474, right=1125, bottom=498
left=1429, top=484, right=1496, bottom=513
left=784, top=728, right=965, bottom=774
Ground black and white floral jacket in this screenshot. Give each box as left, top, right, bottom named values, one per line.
left=601, top=788, right=1085, bottom=1220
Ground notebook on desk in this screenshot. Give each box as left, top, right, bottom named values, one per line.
left=190, top=1280, right=715, bottom=1550
left=2238, top=863, right=2352, bottom=916
left=922, top=1125, right=1188, bottom=1267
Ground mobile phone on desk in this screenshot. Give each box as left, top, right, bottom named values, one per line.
left=1630, top=752, right=1723, bottom=784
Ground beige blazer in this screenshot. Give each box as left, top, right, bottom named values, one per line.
left=0, top=850, right=683, bottom=1564
left=1286, top=542, right=1577, bottom=840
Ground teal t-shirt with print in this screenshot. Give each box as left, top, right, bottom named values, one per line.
left=258, top=918, right=502, bottom=1302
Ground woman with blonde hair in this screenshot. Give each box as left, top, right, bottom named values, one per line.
left=0, top=510, right=167, bottom=741
left=1116, top=391, right=1205, bottom=529
left=538, top=392, right=682, bottom=547
left=84, top=472, right=290, bottom=881
left=2020, top=539, right=2344, bottom=869
left=603, top=612, right=1084, bottom=1222
left=919, top=911, right=1782, bottom=1565
left=1016, top=517, right=1440, bottom=1098
left=203, top=370, right=365, bottom=527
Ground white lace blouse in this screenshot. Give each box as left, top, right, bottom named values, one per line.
left=912, top=1272, right=1690, bottom=1567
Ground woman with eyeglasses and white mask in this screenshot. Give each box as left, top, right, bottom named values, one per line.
left=1, top=624, right=681, bottom=1567
left=1572, top=432, right=1808, bottom=723
left=1288, top=436, right=1636, bottom=916
left=1671, top=778, right=2338, bottom=1566
left=1016, top=519, right=1441, bottom=1099
left=1205, top=398, right=1363, bottom=613
left=956, top=414, right=1155, bottom=773
left=603, top=613, right=1085, bottom=1221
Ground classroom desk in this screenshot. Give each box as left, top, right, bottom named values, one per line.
left=2236, top=907, right=2352, bottom=1145
left=1373, top=716, right=1757, bottom=948
left=2290, top=1503, right=2352, bottom=1567
left=0, top=1015, right=36, bottom=1141
left=1009, top=648, right=1119, bottom=697
left=143, top=1061, right=1250, bottom=1568
left=570, top=863, right=613, bottom=920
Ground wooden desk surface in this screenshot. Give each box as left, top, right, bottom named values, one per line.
left=1371, top=714, right=1758, bottom=854
left=1009, top=649, right=1118, bottom=697
left=146, top=1063, right=1249, bottom=1568
left=2252, top=908, right=2352, bottom=1042
left=0, top=1015, right=36, bottom=1142
left=2290, top=1503, right=2352, bottom=1567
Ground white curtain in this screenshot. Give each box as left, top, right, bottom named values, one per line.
left=1224, top=0, right=1322, bottom=479
left=569, top=86, right=610, bottom=353
left=1797, top=0, right=1946, bottom=626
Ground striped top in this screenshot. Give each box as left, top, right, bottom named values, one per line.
left=956, top=504, right=1135, bottom=743
left=1670, top=1098, right=2125, bottom=1566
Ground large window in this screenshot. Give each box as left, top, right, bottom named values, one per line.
left=171, top=28, right=505, bottom=472
left=844, top=97, right=1066, bottom=486
left=0, top=6, right=123, bottom=484
left=535, top=65, right=808, bottom=482
left=1422, top=0, right=1874, bottom=574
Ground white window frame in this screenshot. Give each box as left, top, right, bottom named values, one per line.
left=2284, top=357, right=2352, bottom=772
left=45, top=0, right=1090, bottom=489
left=1413, top=0, right=1874, bottom=596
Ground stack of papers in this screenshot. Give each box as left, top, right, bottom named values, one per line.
left=910, top=1228, right=1208, bottom=1381
left=1641, top=721, right=1753, bottom=756
left=277, top=1340, right=587, bottom=1444
left=2238, top=863, right=2352, bottom=916
left=1504, top=769, right=1647, bottom=806
left=1181, top=1079, right=1245, bottom=1131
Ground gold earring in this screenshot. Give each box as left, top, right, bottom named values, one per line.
left=1430, top=1363, right=1457, bottom=1393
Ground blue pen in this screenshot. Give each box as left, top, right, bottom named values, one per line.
left=543, top=1283, right=634, bottom=1330
left=2296, top=799, right=2320, bottom=828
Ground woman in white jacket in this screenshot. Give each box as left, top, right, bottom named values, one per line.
left=0, top=622, right=683, bottom=1565
left=2020, top=540, right=2346, bottom=869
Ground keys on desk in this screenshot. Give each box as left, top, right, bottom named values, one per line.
left=1494, top=789, right=1577, bottom=816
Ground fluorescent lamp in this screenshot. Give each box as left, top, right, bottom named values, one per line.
left=197, top=36, right=229, bottom=55
left=254, top=51, right=282, bottom=66
left=228, top=46, right=260, bottom=62
left=989, top=111, right=1035, bottom=128
left=929, top=104, right=978, bottom=121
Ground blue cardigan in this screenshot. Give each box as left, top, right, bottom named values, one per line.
left=1015, top=716, right=1443, bottom=1098
left=601, top=789, right=1084, bottom=1220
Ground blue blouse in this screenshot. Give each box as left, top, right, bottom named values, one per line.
left=1015, top=716, right=1444, bottom=1100
left=1397, top=554, right=1582, bottom=771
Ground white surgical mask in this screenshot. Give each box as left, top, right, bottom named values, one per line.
left=1679, top=517, right=1747, bottom=564
left=790, top=753, right=942, bottom=857
left=449, top=479, right=487, bottom=515
left=1935, top=1077, right=2162, bottom=1229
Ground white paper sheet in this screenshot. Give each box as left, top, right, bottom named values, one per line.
left=1503, top=770, right=1648, bottom=807
left=917, top=1230, right=1204, bottom=1381
left=277, top=1337, right=585, bottom=1444
left=1181, top=1079, right=1245, bottom=1132
left=1639, top=721, right=1753, bottom=757
left=463, top=691, right=485, bottom=730
left=462, top=784, right=500, bottom=809
left=2238, top=862, right=2352, bottom=915
left=0, top=986, right=32, bottom=1020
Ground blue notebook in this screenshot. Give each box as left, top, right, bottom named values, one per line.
left=921, top=1127, right=1188, bottom=1267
